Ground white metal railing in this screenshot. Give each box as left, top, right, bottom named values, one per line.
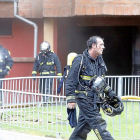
left=0, top=76, right=140, bottom=139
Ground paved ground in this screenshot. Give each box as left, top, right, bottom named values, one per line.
left=0, top=129, right=63, bottom=140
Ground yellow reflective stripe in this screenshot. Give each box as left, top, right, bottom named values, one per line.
left=94, top=129, right=103, bottom=140
left=0, top=69, right=2, bottom=72
left=80, top=75, right=93, bottom=80
left=40, top=62, right=43, bottom=65
left=75, top=90, right=88, bottom=96
left=0, top=60, right=3, bottom=62
left=66, top=96, right=76, bottom=101
left=32, top=71, right=37, bottom=74
left=50, top=71, right=55, bottom=73
left=46, top=62, right=53, bottom=65
left=41, top=72, right=49, bottom=75
left=6, top=66, right=10, bottom=70
left=40, top=71, right=55, bottom=75
left=8, top=51, right=11, bottom=55
left=57, top=73, right=62, bottom=76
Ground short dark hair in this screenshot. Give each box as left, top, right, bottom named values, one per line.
left=86, top=36, right=103, bottom=49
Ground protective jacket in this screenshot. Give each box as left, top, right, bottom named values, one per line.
left=65, top=49, right=107, bottom=103
left=32, top=51, right=62, bottom=76
left=0, top=45, right=13, bottom=78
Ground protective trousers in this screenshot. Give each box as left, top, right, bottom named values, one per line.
left=69, top=98, right=114, bottom=140
left=39, top=77, right=53, bottom=103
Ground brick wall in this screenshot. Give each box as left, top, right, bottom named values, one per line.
left=1, top=0, right=140, bottom=18
left=19, top=0, right=43, bottom=18
left=43, top=0, right=140, bottom=17
left=74, top=0, right=140, bottom=16
left=0, top=2, right=13, bottom=18
left=0, top=0, right=43, bottom=18
left=43, top=0, right=72, bottom=17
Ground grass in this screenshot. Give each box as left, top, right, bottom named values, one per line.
left=1, top=101, right=140, bottom=140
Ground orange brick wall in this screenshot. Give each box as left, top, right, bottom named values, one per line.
left=43, top=0, right=140, bottom=17
left=0, top=2, right=13, bottom=18
left=19, top=0, right=43, bottom=18
left=1, top=0, right=140, bottom=18
left=43, top=0, right=72, bottom=17
left=74, top=0, right=140, bottom=16
left=0, top=0, right=43, bottom=18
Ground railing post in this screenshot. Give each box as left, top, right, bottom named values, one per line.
left=118, top=77, right=123, bottom=97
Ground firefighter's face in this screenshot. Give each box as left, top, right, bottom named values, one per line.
left=95, top=38, right=105, bottom=55
left=41, top=49, right=48, bottom=54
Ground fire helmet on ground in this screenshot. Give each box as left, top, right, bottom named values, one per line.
left=40, top=41, right=51, bottom=52
left=101, top=96, right=124, bottom=117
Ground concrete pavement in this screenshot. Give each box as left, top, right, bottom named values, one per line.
left=0, top=129, right=63, bottom=140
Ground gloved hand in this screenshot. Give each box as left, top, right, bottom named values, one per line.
left=103, top=84, right=116, bottom=100
left=32, top=74, right=36, bottom=81
left=2, top=69, right=8, bottom=76
left=108, top=90, right=116, bottom=100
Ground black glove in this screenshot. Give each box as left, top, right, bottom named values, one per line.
left=103, top=84, right=116, bottom=100
left=108, top=90, right=116, bottom=100
left=32, top=74, right=36, bottom=81
left=2, top=69, right=8, bottom=76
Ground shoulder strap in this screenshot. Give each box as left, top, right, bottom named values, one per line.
left=57, top=54, right=83, bottom=94
left=77, top=54, right=91, bottom=91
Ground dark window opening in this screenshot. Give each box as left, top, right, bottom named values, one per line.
left=0, top=19, right=12, bottom=36
left=67, top=26, right=132, bottom=75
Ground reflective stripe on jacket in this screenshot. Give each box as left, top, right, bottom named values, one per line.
left=32, top=52, right=62, bottom=76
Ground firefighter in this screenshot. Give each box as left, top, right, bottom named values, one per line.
left=65, top=36, right=115, bottom=140
left=0, top=45, right=13, bottom=106
left=32, top=41, right=62, bottom=105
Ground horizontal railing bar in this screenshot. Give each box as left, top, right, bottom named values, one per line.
left=0, top=89, right=66, bottom=98
left=1, top=75, right=140, bottom=81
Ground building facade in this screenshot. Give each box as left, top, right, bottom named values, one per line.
left=1, top=0, right=140, bottom=77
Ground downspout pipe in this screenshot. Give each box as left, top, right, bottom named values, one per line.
left=14, top=1, right=38, bottom=58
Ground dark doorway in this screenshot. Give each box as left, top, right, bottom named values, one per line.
left=66, top=26, right=132, bottom=75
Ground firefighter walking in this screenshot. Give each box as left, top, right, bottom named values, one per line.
left=65, top=36, right=116, bottom=140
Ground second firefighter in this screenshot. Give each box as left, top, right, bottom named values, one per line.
left=32, top=41, right=62, bottom=104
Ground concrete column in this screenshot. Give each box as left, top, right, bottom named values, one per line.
left=44, top=18, right=54, bottom=51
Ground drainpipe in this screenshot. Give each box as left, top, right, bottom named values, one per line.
left=0, top=0, right=38, bottom=58
left=14, top=1, right=38, bottom=58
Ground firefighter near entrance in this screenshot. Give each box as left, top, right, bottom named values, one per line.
left=32, top=41, right=62, bottom=105
left=65, top=36, right=123, bottom=140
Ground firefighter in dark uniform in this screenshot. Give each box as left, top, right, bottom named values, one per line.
left=0, top=45, right=13, bottom=105
left=65, top=36, right=115, bottom=140
left=32, top=41, right=62, bottom=104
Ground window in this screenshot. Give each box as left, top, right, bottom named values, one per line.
left=0, top=19, right=12, bottom=36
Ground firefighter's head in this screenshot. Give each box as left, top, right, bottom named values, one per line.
left=40, top=41, right=51, bottom=54
left=87, top=36, right=104, bottom=49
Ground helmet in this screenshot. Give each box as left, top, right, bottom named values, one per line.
left=101, top=96, right=124, bottom=117
left=40, top=41, right=51, bottom=53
